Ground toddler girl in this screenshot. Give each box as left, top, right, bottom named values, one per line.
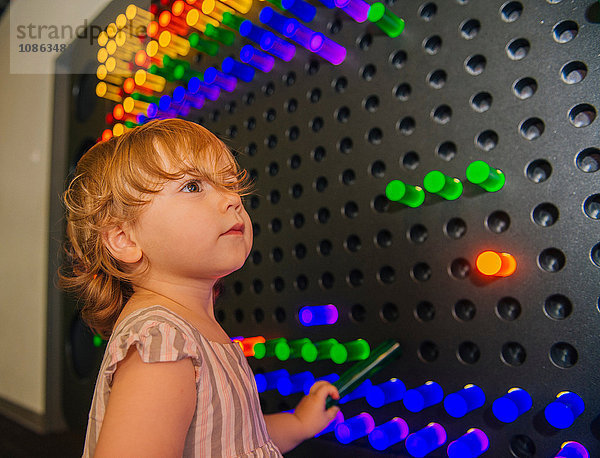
left=61, top=118, right=340, bottom=457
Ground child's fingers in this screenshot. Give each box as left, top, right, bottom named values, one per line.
left=310, top=381, right=340, bottom=401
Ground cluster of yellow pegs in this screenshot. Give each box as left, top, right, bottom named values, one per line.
left=95, top=1, right=253, bottom=141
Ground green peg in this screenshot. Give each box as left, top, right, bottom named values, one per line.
left=149, top=64, right=177, bottom=82
left=331, top=339, right=370, bottom=364
left=288, top=338, right=312, bottom=359
left=466, top=160, right=505, bottom=192
left=93, top=334, right=104, bottom=347
left=222, top=12, right=245, bottom=31
left=367, top=3, right=405, bottom=38
left=423, top=171, right=463, bottom=200
left=181, top=67, right=204, bottom=82
left=205, top=24, right=235, bottom=46
left=266, top=0, right=284, bottom=10
left=131, top=92, right=160, bottom=104
left=253, top=337, right=289, bottom=360
left=385, top=179, right=425, bottom=207
left=304, top=338, right=339, bottom=362
left=189, top=33, right=219, bottom=56
left=124, top=120, right=139, bottom=128
left=163, top=55, right=190, bottom=71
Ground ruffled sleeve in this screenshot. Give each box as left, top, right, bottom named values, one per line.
left=103, top=313, right=203, bottom=387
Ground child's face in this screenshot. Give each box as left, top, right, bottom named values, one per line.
left=130, top=154, right=253, bottom=285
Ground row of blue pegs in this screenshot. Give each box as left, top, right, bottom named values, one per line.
left=256, top=371, right=586, bottom=429
left=327, top=413, right=589, bottom=457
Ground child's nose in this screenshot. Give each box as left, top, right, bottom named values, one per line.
left=220, top=190, right=242, bottom=212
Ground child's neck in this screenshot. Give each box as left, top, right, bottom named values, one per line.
left=132, top=280, right=216, bottom=323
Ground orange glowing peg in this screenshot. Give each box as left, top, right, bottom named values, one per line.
left=123, top=97, right=150, bottom=115
left=202, top=0, right=235, bottom=22
left=146, top=39, right=178, bottom=60
left=97, top=64, right=124, bottom=85
left=112, top=123, right=129, bottom=137
left=112, top=104, right=125, bottom=120
left=98, top=31, right=109, bottom=47
left=96, top=81, right=123, bottom=102
left=106, top=23, right=118, bottom=38
left=172, top=0, right=194, bottom=17
left=476, top=251, right=517, bottom=277
left=222, top=0, right=253, bottom=14
left=134, top=69, right=167, bottom=92
left=186, top=9, right=220, bottom=32
left=158, top=30, right=191, bottom=56
left=238, top=336, right=266, bottom=356
left=97, top=47, right=108, bottom=63
left=159, top=10, right=189, bottom=35
left=101, top=129, right=113, bottom=142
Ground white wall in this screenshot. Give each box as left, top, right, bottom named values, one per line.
left=0, top=0, right=111, bottom=420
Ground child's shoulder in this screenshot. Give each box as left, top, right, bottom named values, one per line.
left=113, top=298, right=233, bottom=345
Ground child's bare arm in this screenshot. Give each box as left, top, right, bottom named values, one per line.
left=264, top=381, right=340, bottom=453
left=94, top=347, right=197, bottom=457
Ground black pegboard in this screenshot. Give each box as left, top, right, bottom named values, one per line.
left=52, top=0, right=600, bottom=456
left=197, top=1, right=600, bottom=456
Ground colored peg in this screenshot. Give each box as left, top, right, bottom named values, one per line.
left=476, top=251, right=517, bottom=277
left=253, top=337, right=289, bottom=360
left=260, top=32, right=296, bottom=61
left=302, top=338, right=338, bottom=362
left=188, top=76, right=220, bottom=101
left=335, top=413, right=375, bottom=444
left=222, top=11, right=245, bottom=30
left=222, top=57, right=255, bottom=82
left=315, top=410, right=344, bottom=437
left=403, top=381, right=444, bottom=412
left=255, top=369, right=289, bottom=392
left=188, top=33, right=219, bottom=56
left=277, top=371, right=314, bottom=395
left=385, top=180, right=425, bottom=207
left=309, top=33, right=346, bottom=65
left=204, top=67, right=237, bottom=92
left=240, top=44, right=275, bottom=72
left=331, top=339, right=370, bottom=364
left=466, top=160, right=506, bottom=192
left=205, top=24, right=235, bottom=46
left=334, top=0, right=370, bottom=23
left=259, top=7, right=295, bottom=36
left=447, top=428, right=489, bottom=458
left=368, top=417, right=409, bottom=451
left=444, top=384, right=486, bottom=418
left=423, top=171, right=463, bottom=200
left=492, top=387, right=532, bottom=423
left=366, top=378, right=406, bottom=408
left=367, top=2, right=405, bottom=38
left=239, top=20, right=269, bottom=45
left=286, top=19, right=317, bottom=49
left=326, top=340, right=401, bottom=408
left=545, top=391, right=585, bottom=429
left=554, top=441, right=590, bottom=458
left=281, top=0, right=316, bottom=22
left=299, top=304, right=338, bottom=326
left=339, top=379, right=372, bottom=404
left=288, top=338, right=312, bottom=359
left=405, top=423, right=446, bottom=458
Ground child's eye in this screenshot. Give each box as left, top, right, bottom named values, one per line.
left=181, top=180, right=203, bottom=193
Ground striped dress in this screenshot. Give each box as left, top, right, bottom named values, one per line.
left=82, top=305, right=282, bottom=457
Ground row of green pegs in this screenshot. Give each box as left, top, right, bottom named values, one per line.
left=254, top=337, right=370, bottom=364
left=386, top=160, right=505, bottom=207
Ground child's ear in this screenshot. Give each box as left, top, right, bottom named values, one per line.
left=102, top=225, right=143, bottom=264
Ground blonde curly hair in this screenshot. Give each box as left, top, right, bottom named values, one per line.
left=59, top=118, right=251, bottom=338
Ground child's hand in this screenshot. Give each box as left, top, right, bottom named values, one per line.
left=292, top=380, right=341, bottom=440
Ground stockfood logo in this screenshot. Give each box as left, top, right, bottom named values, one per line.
left=10, top=0, right=151, bottom=74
